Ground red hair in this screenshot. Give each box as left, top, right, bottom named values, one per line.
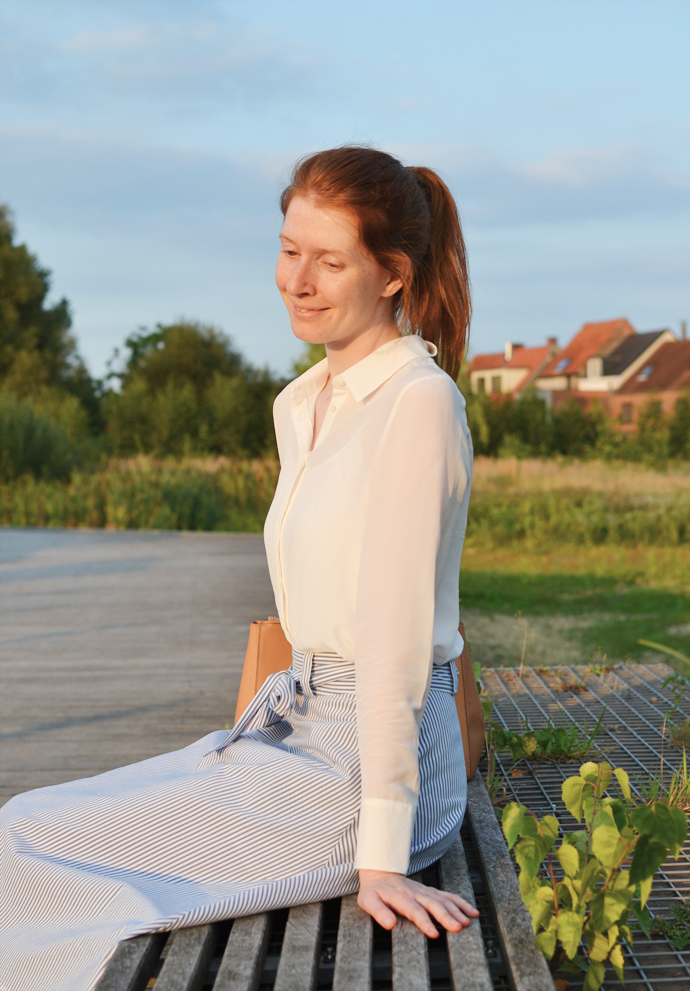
left=280, top=146, right=471, bottom=378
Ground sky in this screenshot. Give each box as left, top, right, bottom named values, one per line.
left=1, top=0, right=688, bottom=378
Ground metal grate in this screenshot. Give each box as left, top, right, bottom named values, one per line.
left=481, top=662, right=690, bottom=991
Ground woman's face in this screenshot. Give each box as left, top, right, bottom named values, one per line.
left=276, top=194, right=403, bottom=350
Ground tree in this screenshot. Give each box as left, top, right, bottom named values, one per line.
left=105, top=321, right=282, bottom=457
left=0, top=204, right=100, bottom=424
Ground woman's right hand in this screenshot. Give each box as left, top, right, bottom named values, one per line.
left=357, top=869, right=479, bottom=937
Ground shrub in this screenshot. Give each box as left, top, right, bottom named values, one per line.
left=503, top=761, right=688, bottom=989
left=0, top=392, right=79, bottom=480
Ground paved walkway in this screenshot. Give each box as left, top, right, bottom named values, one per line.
left=0, top=527, right=276, bottom=807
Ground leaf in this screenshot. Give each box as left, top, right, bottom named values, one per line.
left=630, top=802, right=687, bottom=854
left=580, top=762, right=600, bottom=784
left=588, top=930, right=610, bottom=962
left=612, top=868, right=632, bottom=891
left=614, top=767, right=631, bottom=802
left=632, top=900, right=652, bottom=938
left=583, top=960, right=606, bottom=991
left=540, top=815, right=560, bottom=852
left=536, top=929, right=557, bottom=959
left=556, top=842, right=580, bottom=878
left=667, top=806, right=689, bottom=857
left=592, top=825, right=626, bottom=868
left=515, top=836, right=546, bottom=880
left=607, top=799, right=628, bottom=832
left=523, top=735, right=538, bottom=757
left=595, top=762, right=613, bottom=798
left=528, top=898, right=553, bottom=935
left=629, top=835, right=668, bottom=884
left=502, top=803, right=524, bottom=849
left=563, top=776, right=590, bottom=822
left=590, top=891, right=632, bottom=930
left=557, top=910, right=584, bottom=959
left=592, top=806, right=616, bottom=831
left=638, top=874, right=653, bottom=910
left=619, top=923, right=633, bottom=946
left=610, top=942, right=626, bottom=984
left=519, top=869, right=538, bottom=899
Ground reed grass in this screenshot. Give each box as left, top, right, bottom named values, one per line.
left=0, top=457, right=279, bottom=533
left=1, top=456, right=687, bottom=548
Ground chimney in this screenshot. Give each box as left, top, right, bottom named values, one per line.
left=682, top=321, right=688, bottom=341
left=547, top=337, right=558, bottom=346
left=504, top=341, right=513, bottom=361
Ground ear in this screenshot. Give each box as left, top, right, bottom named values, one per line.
left=381, top=255, right=412, bottom=299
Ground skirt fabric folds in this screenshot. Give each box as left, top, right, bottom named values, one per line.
left=0, top=651, right=466, bottom=991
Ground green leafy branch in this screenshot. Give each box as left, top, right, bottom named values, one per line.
left=502, top=761, right=688, bottom=990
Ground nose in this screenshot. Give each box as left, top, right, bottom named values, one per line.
left=285, top=257, right=316, bottom=298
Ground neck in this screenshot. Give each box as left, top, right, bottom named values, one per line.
left=324, top=319, right=401, bottom=376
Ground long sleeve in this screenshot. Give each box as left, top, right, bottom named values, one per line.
left=353, top=374, right=470, bottom=873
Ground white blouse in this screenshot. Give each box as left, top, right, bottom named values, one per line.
left=264, top=334, right=473, bottom=874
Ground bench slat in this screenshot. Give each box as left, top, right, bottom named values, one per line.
left=466, top=772, right=556, bottom=991
left=273, top=902, right=323, bottom=991
left=214, top=913, right=271, bottom=991
left=153, top=924, right=216, bottom=991
left=391, top=917, right=430, bottom=991
left=332, top=893, right=372, bottom=991
left=94, top=932, right=167, bottom=991
left=439, top=836, right=493, bottom=991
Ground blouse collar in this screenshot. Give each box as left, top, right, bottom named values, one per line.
left=290, top=335, right=437, bottom=404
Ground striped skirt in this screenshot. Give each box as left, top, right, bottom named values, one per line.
left=0, top=651, right=466, bottom=991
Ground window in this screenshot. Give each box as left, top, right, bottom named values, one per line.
left=621, top=403, right=633, bottom=424
left=555, top=358, right=570, bottom=373
left=476, top=377, right=486, bottom=393
left=491, top=376, right=502, bottom=394
left=586, top=357, right=603, bottom=378
left=638, top=366, right=653, bottom=381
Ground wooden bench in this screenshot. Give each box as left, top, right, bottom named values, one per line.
left=96, top=773, right=555, bottom=991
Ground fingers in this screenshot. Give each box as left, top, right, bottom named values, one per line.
left=357, top=888, right=398, bottom=931
left=358, top=877, right=480, bottom=939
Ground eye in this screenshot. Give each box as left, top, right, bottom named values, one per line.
left=282, top=248, right=298, bottom=257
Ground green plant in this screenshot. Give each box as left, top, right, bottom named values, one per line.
left=489, top=710, right=611, bottom=765
left=649, top=899, right=690, bottom=951
left=503, top=761, right=688, bottom=990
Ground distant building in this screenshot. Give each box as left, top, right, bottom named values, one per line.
left=468, top=338, right=560, bottom=396
left=607, top=339, right=690, bottom=430
left=535, top=318, right=636, bottom=391
left=577, top=329, right=676, bottom=393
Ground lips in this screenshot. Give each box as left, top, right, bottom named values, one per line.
left=292, top=303, right=329, bottom=318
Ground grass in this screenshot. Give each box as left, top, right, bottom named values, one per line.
left=460, top=543, right=690, bottom=670
left=2, top=455, right=688, bottom=670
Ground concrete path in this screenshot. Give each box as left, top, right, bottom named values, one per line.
left=0, top=527, right=276, bottom=808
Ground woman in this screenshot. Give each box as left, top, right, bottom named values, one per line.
left=0, top=147, right=477, bottom=991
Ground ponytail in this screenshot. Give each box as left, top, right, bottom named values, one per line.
left=281, top=147, right=471, bottom=378
left=404, top=167, right=471, bottom=379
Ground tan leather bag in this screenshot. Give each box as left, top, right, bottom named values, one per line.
left=234, top=618, right=485, bottom=780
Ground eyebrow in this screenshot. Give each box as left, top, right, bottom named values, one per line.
left=278, top=235, right=348, bottom=257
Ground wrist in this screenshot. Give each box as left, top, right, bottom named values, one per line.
left=358, top=869, right=404, bottom=883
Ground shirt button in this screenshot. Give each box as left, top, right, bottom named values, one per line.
left=330, top=405, right=337, bottom=412
left=334, top=378, right=345, bottom=388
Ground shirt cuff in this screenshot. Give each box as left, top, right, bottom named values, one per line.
left=354, top=798, right=416, bottom=874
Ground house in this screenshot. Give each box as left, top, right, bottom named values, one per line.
left=468, top=338, right=560, bottom=396
left=608, top=339, right=690, bottom=430
left=577, top=329, right=676, bottom=393
left=535, top=318, right=636, bottom=391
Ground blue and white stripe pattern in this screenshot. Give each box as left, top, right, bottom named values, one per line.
left=0, top=651, right=466, bottom=991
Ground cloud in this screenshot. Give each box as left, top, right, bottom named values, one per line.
left=393, top=142, right=689, bottom=227
left=0, top=4, right=321, bottom=118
